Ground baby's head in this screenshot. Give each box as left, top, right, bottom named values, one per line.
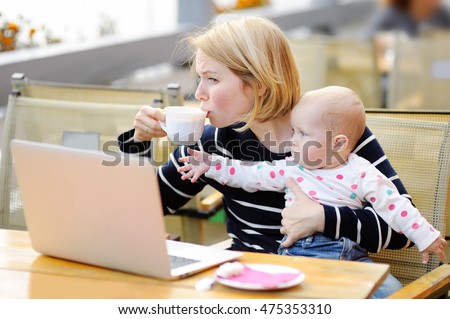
left=290, top=86, right=366, bottom=169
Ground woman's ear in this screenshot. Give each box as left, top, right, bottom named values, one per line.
left=333, top=134, right=349, bottom=152
left=258, top=84, right=268, bottom=96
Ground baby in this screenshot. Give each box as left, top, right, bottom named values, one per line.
left=178, top=86, right=447, bottom=263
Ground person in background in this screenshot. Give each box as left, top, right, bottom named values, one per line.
left=362, top=0, right=450, bottom=107
left=118, top=16, right=410, bottom=298
left=177, top=85, right=447, bottom=264
left=363, top=0, right=450, bottom=38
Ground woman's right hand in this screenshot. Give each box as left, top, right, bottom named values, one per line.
left=132, top=106, right=167, bottom=142
left=280, top=177, right=325, bottom=248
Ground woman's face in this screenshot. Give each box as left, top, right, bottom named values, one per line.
left=194, top=50, right=254, bottom=128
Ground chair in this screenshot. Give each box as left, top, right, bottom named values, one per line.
left=365, top=110, right=450, bottom=297
left=0, top=74, right=172, bottom=230
left=324, top=37, right=382, bottom=109
left=0, top=74, right=222, bottom=237
left=8, top=72, right=183, bottom=105
left=387, top=34, right=450, bottom=110
left=366, top=110, right=450, bottom=241
left=388, top=263, right=450, bottom=299
left=289, top=36, right=327, bottom=94
left=289, top=36, right=383, bottom=108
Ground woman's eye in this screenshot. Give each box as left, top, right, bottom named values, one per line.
left=208, top=77, right=218, bottom=83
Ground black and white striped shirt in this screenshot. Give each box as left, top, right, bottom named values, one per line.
left=118, top=123, right=410, bottom=253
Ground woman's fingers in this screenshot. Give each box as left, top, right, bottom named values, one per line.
left=132, top=106, right=167, bottom=141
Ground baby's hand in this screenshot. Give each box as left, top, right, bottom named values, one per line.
left=177, top=148, right=212, bottom=183
left=421, top=236, right=447, bottom=264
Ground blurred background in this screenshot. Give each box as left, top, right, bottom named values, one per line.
left=2, top=0, right=450, bottom=110
left=0, top=0, right=387, bottom=108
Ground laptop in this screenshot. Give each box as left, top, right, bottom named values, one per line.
left=10, top=139, right=242, bottom=280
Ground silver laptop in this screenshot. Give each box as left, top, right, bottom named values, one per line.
left=10, top=139, right=241, bottom=280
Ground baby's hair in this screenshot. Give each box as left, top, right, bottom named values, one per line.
left=324, top=87, right=366, bottom=150
left=304, top=86, right=366, bottom=151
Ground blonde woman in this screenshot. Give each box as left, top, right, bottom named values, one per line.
left=119, top=16, right=408, bottom=297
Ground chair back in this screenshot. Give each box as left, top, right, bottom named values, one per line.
left=324, top=38, right=382, bottom=108
left=10, top=73, right=183, bottom=106
left=387, top=34, right=450, bottom=110
left=0, top=74, right=181, bottom=230
left=289, top=37, right=327, bottom=94
left=366, top=111, right=450, bottom=284
left=289, top=36, right=382, bottom=107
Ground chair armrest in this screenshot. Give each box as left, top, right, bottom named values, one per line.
left=200, top=191, right=223, bottom=211
left=388, top=264, right=450, bottom=299
left=176, top=190, right=223, bottom=219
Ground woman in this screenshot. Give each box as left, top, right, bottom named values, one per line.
left=118, top=16, right=407, bottom=297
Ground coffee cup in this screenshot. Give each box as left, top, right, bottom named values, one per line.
left=159, top=106, right=206, bottom=145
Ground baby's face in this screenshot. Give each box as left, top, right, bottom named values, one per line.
left=289, top=99, right=331, bottom=169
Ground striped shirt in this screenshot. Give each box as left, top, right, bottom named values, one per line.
left=118, top=123, right=410, bottom=253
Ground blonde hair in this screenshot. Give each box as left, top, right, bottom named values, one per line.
left=184, top=16, right=300, bottom=131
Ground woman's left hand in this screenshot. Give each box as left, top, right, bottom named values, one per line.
left=280, top=177, right=325, bottom=248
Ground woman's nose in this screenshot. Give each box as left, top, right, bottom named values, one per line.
left=195, top=83, right=207, bottom=101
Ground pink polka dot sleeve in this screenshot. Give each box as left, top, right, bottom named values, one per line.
left=358, top=163, right=441, bottom=252
left=205, top=155, right=289, bottom=193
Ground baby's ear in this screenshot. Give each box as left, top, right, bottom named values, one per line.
left=333, top=134, right=349, bottom=152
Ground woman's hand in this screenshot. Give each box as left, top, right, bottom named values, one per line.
left=133, top=106, right=167, bottom=141
left=280, top=177, right=325, bottom=248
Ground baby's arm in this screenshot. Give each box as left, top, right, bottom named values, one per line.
left=180, top=150, right=289, bottom=192
left=205, top=154, right=289, bottom=192
left=358, top=164, right=446, bottom=262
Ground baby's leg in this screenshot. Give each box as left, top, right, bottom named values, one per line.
left=278, top=233, right=345, bottom=260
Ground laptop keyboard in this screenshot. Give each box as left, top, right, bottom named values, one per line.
left=169, top=255, right=201, bottom=269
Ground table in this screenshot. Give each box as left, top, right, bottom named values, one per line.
left=0, top=229, right=390, bottom=299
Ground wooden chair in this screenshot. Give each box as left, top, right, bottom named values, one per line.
left=388, top=263, right=450, bottom=299
left=0, top=74, right=222, bottom=238
left=365, top=110, right=450, bottom=298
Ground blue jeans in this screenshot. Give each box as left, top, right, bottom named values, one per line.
left=278, top=233, right=403, bottom=298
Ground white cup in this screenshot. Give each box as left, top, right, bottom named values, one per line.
left=159, top=106, right=206, bottom=145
